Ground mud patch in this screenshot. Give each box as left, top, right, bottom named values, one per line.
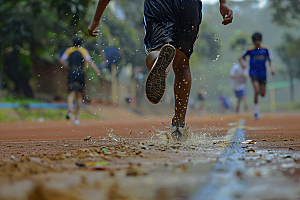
left=0, top=123, right=234, bottom=200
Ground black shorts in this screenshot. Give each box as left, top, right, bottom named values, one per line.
left=68, top=70, right=86, bottom=92
left=250, top=75, right=266, bottom=85
left=143, top=0, right=202, bottom=59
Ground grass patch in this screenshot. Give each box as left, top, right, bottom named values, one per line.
left=0, top=109, right=20, bottom=122
left=292, top=101, right=300, bottom=110
left=17, top=107, right=66, bottom=121
left=259, top=101, right=300, bottom=112
left=0, top=94, right=43, bottom=104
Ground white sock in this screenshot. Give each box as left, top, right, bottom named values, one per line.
left=254, top=104, right=259, bottom=114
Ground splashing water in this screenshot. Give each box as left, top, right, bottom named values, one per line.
left=144, top=125, right=229, bottom=152
left=103, top=124, right=231, bottom=155
left=107, top=128, right=124, bottom=144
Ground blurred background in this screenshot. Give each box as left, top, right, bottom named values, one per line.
left=0, top=0, right=300, bottom=122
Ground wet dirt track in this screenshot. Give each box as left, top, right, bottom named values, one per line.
left=0, top=113, right=300, bottom=200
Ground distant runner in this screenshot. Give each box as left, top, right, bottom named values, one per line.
left=197, top=89, right=207, bottom=115
left=59, top=36, right=100, bottom=125
left=218, top=92, right=233, bottom=113
left=239, top=32, right=275, bottom=120
left=230, top=63, right=248, bottom=113
left=88, top=0, right=233, bottom=139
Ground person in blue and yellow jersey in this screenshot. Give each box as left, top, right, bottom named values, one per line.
left=59, top=36, right=101, bottom=125
left=239, top=32, right=275, bottom=120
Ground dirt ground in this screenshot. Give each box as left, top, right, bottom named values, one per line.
left=0, top=109, right=300, bottom=200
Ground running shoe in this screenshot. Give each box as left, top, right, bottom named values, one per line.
left=73, top=116, right=80, bottom=125
left=146, top=44, right=176, bottom=104
left=171, top=125, right=186, bottom=141
left=66, top=110, right=74, bottom=120
left=254, top=113, right=259, bottom=120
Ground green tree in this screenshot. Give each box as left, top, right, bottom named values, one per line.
left=229, top=30, right=251, bottom=54
left=276, top=34, right=300, bottom=102
left=194, top=21, right=221, bottom=62
left=269, top=0, right=300, bottom=27
left=0, top=0, right=91, bottom=97
left=97, top=0, right=145, bottom=69
left=270, top=0, right=300, bottom=90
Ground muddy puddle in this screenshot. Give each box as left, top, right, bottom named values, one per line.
left=0, top=125, right=232, bottom=200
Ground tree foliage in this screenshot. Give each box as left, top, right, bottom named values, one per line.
left=0, top=0, right=224, bottom=100
left=229, top=30, right=251, bottom=54
left=0, top=0, right=91, bottom=97
left=276, top=34, right=300, bottom=101
left=194, top=21, right=221, bottom=62
left=276, top=34, right=300, bottom=78
left=270, top=0, right=300, bottom=80
left=270, top=0, right=300, bottom=27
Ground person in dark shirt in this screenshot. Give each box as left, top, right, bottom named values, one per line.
left=197, top=89, right=207, bottom=115
left=59, top=36, right=100, bottom=125
left=88, top=0, right=233, bottom=139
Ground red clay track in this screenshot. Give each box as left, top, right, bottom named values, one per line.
left=1, top=112, right=300, bottom=200
left=0, top=115, right=236, bottom=142
left=1, top=113, right=299, bottom=143
left=245, top=113, right=300, bottom=150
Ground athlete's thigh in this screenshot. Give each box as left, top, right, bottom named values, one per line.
left=259, top=77, right=266, bottom=95
left=260, top=84, right=266, bottom=96
left=252, top=81, right=260, bottom=93
left=76, top=91, right=84, bottom=98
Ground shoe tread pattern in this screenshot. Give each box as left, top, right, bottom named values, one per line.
left=146, top=44, right=175, bottom=104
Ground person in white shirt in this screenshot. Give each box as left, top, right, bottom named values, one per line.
left=230, top=63, right=248, bottom=113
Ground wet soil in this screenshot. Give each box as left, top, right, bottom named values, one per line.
left=231, top=113, right=300, bottom=200
left=0, top=112, right=300, bottom=200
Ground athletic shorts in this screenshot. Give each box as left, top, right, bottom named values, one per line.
left=250, top=76, right=266, bottom=85
left=234, top=89, right=246, bottom=98
left=143, top=0, right=202, bottom=59
left=68, top=70, right=86, bottom=92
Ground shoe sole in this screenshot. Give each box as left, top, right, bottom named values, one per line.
left=146, top=44, right=175, bottom=104
left=171, top=130, right=183, bottom=141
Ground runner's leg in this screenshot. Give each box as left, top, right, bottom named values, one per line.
left=145, top=44, right=176, bottom=104
left=236, top=97, right=241, bottom=113
left=253, top=81, right=260, bottom=118
left=260, top=84, right=266, bottom=97
left=145, top=51, right=159, bottom=71
left=145, top=48, right=190, bottom=128
left=241, top=96, right=248, bottom=112
left=172, top=49, right=190, bottom=128
left=253, top=81, right=260, bottom=104
left=75, top=92, right=83, bottom=117
left=67, top=91, right=75, bottom=113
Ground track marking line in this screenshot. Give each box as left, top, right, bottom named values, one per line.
left=191, top=119, right=247, bottom=200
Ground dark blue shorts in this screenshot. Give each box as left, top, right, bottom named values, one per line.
left=68, top=70, right=86, bottom=92
left=234, top=89, right=246, bottom=98
left=143, top=0, right=202, bottom=59
left=250, top=75, right=266, bottom=85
